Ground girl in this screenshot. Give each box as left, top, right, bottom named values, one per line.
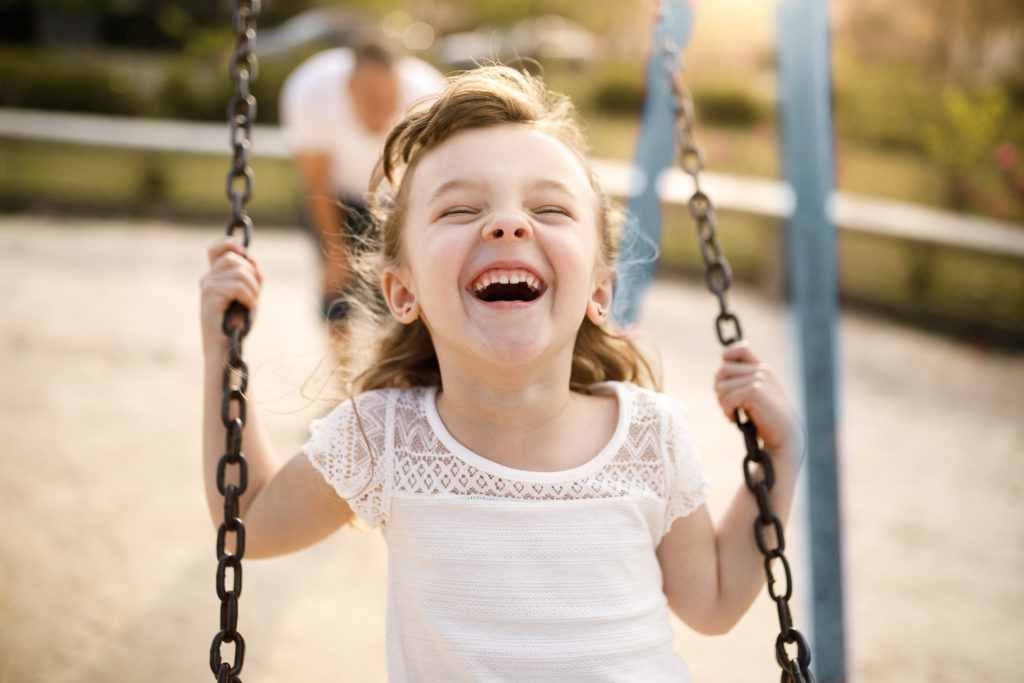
left=200, top=66, right=803, bottom=681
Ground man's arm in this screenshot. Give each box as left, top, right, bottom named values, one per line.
left=294, top=151, right=351, bottom=297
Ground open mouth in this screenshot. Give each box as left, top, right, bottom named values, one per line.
left=471, top=269, right=544, bottom=303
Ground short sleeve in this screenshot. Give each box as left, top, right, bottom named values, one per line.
left=397, top=57, right=446, bottom=102
left=660, top=396, right=711, bottom=528
left=279, top=92, right=332, bottom=154
left=278, top=49, right=353, bottom=154
left=302, top=389, right=392, bottom=527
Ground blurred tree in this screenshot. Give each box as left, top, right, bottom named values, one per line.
left=835, top=0, right=1023, bottom=216
left=922, top=86, right=1011, bottom=209
left=0, top=0, right=325, bottom=47
left=839, top=0, right=1024, bottom=85
left=930, top=0, right=1024, bottom=81
left=397, top=0, right=643, bottom=38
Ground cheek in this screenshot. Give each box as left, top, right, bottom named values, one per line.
left=409, top=228, right=465, bottom=270
left=403, top=228, right=471, bottom=296
left=547, top=227, right=601, bottom=276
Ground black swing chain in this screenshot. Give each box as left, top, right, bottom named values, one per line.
left=655, top=7, right=814, bottom=682
left=211, top=1, right=259, bottom=682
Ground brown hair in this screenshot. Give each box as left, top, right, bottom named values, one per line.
left=345, top=65, right=659, bottom=393
left=352, top=38, right=398, bottom=71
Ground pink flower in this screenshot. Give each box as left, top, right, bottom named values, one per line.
left=993, top=141, right=1018, bottom=170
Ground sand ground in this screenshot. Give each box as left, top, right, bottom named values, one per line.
left=0, top=214, right=1021, bottom=682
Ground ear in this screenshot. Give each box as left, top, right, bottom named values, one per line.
left=586, top=269, right=614, bottom=326
left=381, top=266, right=419, bottom=324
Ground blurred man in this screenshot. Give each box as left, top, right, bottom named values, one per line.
left=280, top=39, right=444, bottom=323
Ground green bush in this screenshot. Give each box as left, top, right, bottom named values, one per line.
left=0, top=50, right=148, bottom=116
left=155, top=55, right=295, bottom=123
left=588, top=62, right=767, bottom=127
left=691, top=85, right=765, bottom=127
left=590, top=62, right=644, bottom=115
left=248, top=58, right=296, bottom=125
left=0, top=47, right=297, bottom=124
left=156, top=62, right=234, bottom=121
left=832, top=59, right=938, bottom=152
left=921, top=85, right=1016, bottom=212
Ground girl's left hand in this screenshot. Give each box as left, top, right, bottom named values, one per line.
left=714, top=341, right=800, bottom=456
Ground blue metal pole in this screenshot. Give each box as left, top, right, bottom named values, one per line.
left=776, top=1, right=847, bottom=680
left=613, top=0, right=692, bottom=327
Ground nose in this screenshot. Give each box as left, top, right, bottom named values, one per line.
left=482, top=211, right=533, bottom=242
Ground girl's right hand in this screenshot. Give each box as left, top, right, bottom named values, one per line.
left=199, top=237, right=263, bottom=353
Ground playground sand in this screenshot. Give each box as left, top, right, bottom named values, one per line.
left=0, top=215, right=1021, bottom=682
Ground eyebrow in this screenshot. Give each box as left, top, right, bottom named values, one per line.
left=428, top=178, right=483, bottom=202
left=531, top=178, right=578, bottom=199
left=428, top=178, right=578, bottom=202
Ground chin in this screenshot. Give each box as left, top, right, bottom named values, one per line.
left=477, top=331, right=564, bottom=368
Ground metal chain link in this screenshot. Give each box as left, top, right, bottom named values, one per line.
left=655, top=4, right=813, bottom=681
left=211, top=1, right=259, bottom=681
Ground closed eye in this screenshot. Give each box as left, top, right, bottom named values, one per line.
left=438, top=206, right=479, bottom=218
left=533, top=205, right=572, bottom=217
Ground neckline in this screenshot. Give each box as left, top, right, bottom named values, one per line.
left=421, top=382, right=629, bottom=483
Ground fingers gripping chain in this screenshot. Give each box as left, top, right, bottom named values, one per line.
left=655, top=1, right=813, bottom=680
left=212, top=1, right=259, bottom=681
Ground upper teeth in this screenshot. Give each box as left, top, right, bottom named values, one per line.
left=473, top=269, right=541, bottom=292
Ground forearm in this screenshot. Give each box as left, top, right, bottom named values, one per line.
left=662, top=344, right=806, bottom=634
left=295, top=152, right=352, bottom=293
left=304, top=192, right=347, bottom=256
left=202, top=344, right=281, bottom=526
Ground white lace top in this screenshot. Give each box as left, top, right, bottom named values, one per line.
left=304, top=381, right=710, bottom=682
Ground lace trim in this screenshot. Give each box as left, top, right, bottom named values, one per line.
left=661, top=395, right=713, bottom=524
left=303, top=383, right=709, bottom=528
left=303, top=391, right=391, bottom=527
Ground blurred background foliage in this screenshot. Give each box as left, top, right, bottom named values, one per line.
left=1, top=0, right=1022, bottom=342
left=0, top=0, right=1021, bottom=220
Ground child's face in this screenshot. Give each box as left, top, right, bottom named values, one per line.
left=382, top=124, right=612, bottom=372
